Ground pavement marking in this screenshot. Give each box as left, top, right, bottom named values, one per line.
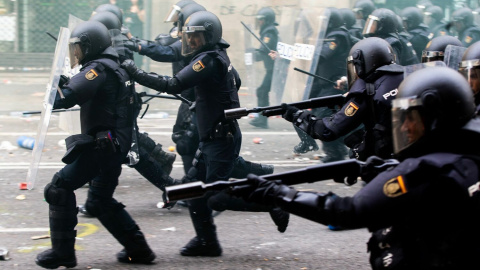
left=0, top=228, right=49, bottom=232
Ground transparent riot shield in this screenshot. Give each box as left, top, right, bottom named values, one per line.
left=444, top=45, right=467, bottom=71
left=26, top=27, right=70, bottom=190
left=271, top=7, right=328, bottom=103
left=243, top=21, right=262, bottom=105
left=403, top=61, right=446, bottom=78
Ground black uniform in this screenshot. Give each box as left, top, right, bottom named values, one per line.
left=302, top=26, right=352, bottom=161
left=40, top=54, right=155, bottom=266
left=458, top=25, right=480, bottom=47
left=407, top=25, right=431, bottom=61
left=255, top=24, right=278, bottom=108
left=294, top=66, right=404, bottom=160
left=383, top=33, right=419, bottom=65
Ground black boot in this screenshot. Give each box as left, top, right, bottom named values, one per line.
left=180, top=236, right=222, bottom=257
left=249, top=115, right=268, bottom=128
left=35, top=231, right=77, bottom=269
left=151, top=144, right=176, bottom=175
left=116, top=231, right=156, bottom=264
left=293, top=126, right=319, bottom=154
left=231, top=156, right=274, bottom=179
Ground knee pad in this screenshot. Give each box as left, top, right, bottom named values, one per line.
left=44, top=181, right=70, bottom=206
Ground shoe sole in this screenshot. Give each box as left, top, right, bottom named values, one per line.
left=35, top=259, right=77, bottom=269
left=180, top=250, right=222, bottom=257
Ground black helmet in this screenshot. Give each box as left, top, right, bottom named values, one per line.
left=155, top=26, right=179, bottom=46
left=353, top=0, right=376, bottom=20
left=459, top=41, right=480, bottom=99
left=326, top=7, right=344, bottom=30
left=424, top=5, right=443, bottom=22
left=181, top=11, right=222, bottom=56
left=347, top=37, right=395, bottom=86
left=395, top=15, right=406, bottom=33
left=363, top=8, right=398, bottom=37
left=422, top=35, right=463, bottom=62
left=256, top=7, right=277, bottom=27
left=392, top=67, right=475, bottom=154
left=93, top=4, right=123, bottom=24
left=164, top=0, right=195, bottom=23
left=452, top=7, right=474, bottom=31
left=401, top=6, right=424, bottom=30
left=177, top=3, right=206, bottom=32
left=339, top=8, right=356, bottom=29
left=69, top=21, right=112, bottom=68
left=89, top=11, right=122, bottom=31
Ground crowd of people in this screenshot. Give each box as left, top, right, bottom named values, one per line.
left=33, top=0, right=480, bottom=269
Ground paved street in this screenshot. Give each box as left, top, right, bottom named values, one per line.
left=0, top=72, right=371, bottom=270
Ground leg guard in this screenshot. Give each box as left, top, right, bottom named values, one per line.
left=293, top=126, right=319, bottom=154
left=137, top=132, right=176, bottom=175
left=134, top=146, right=176, bottom=191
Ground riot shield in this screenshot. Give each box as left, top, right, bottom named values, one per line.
left=444, top=45, right=467, bottom=71
left=243, top=21, right=261, bottom=105
left=26, top=27, right=70, bottom=190
left=270, top=7, right=328, bottom=103
left=403, top=61, right=446, bottom=78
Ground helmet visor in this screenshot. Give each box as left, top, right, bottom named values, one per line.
left=181, top=26, right=206, bottom=56
left=421, top=50, right=444, bottom=63
left=68, top=38, right=83, bottom=69
left=391, top=97, right=425, bottom=154
left=363, top=15, right=379, bottom=36
left=346, top=56, right=359, bottom=90
left=164, top=5, right=182, bottom=22
left=459, top=59, right=480, bottom=96
left=255, top=15, right=266, bottom=30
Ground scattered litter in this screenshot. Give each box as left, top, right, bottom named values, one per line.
left=16, top=194, right=26, bottom=200
left=168, top=146, right=175, bottom=152
left=0, top=247, right=10, bottom=261
left=17, top=136, right=35, bottom=150
left=241, top=151, right=252, bottom=156
left=259, top=242, right=276, bottom=246
left=57, top=139, right=66, bottom=147
left=31, top=235, right=50, bottom=240
left=156, top=202, right=165, bottom=208
left=161, top=227, right=176, bottom=232
left=252, top=137, right=263, bottom=144
left=248, top=113, right=259, bottom=118
left=0, top=141, right=18, bottom=151
left=19, top=182, right=28, bottom=190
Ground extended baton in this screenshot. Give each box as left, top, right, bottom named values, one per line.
left=293, top=67, right=337, bottom=86
left=241, top=21, right=271, bottom=52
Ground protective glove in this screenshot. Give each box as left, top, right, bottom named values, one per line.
left=124, top=39, right=140, bottom=52
left=121, top=59, right=139, bottom=76
left=59, top=75, right=70, bottom=88
left=360, top=156, right=389, bottom=183
left=281, top=103, right=300, bottom=122
left=229, top=174, right=291, bottom=206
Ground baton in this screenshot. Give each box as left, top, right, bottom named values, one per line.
left=241, top=21, right=271, bottom=52
left=21, top=108, right=80, bottom=115
left=293, top=67, right=337, bottom=86
left=140, top=92, right=193, bottom=106
left=46, top=32, right=57, bottom=41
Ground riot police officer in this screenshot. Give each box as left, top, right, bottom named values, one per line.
left=284, top=37, right=404, bottom=161
left=121, top=11, right=242, bottom=257
left=248, top=7, right=279, bottom=129
left=353, top=0, right=376, bottom=28
left=85, top=10, right=179, bottom=211
left=424, top=5, right=449, bottom=38
left=35, top=21, right=155, bottom=269
left=451, top=7, right=480, bottom=47
left=291, top=7, right=351, bottom=162
left=459, top=40, right=480, bottom=109
left=401, top=6, right=431, bottom=61
left=339, top=7, right=364, bottom=40
left=233, top=66, right=480, bottom=269
left=363, top=8, right=419, bottom=65
left=421, top=35, right=463, bottom=63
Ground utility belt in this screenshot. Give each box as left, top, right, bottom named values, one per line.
left=208, top=120, right=238, bottom=141
left=61, top=130, right=119, bottom=164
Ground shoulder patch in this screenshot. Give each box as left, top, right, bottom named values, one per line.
left=192, top=60, right=205, bottom=72
left=344, top=102, right=359, bottom=116
left=465, top=36, right=473, bottom=44
left=85, top=69, right=98, bottom=80
left=383, top=175, right=407, bottom=198
left=329, top=41, right=337, bottom=50
left=263, top=36, right=270, bottom=43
